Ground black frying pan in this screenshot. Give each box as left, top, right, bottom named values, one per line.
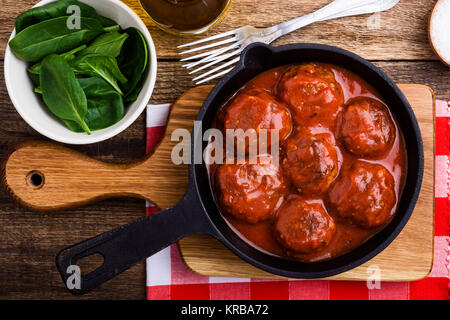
left=56, top=43, right=424, bottom=295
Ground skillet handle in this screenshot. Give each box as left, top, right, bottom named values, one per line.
left=56, top=191, right=216, bottom=295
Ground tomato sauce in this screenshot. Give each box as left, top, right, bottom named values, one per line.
left=209, top=63, right=407, bottom=262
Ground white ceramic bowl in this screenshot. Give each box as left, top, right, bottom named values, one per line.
left=4, top=0, right=157, bottom=145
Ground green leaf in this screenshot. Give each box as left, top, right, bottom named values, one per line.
left=97, top=15, right=117, bottom=27
left=9, top=16, right=112, bottom=62
left=40, top=54, right=91, bottom=134
left=15, top=0, right=98, bottom=32
left=72, top=53, right=127, bottom=96
left=28, top=44, right=87, bottom=86
left=117, top=28, right=148, bottom=99
left=64, top=77, right=125, bottom=132
left=102, top=25, right=120, bottom=33
left=28, top=71, right=40, bottom=88
left=78, top=31, right=128, bottom=58
left=123, top=69, right=147, bottom=102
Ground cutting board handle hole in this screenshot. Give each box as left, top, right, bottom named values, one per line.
left=26, top=171, right=44, bottom=189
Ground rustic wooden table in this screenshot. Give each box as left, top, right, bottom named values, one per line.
left=0, top=0, right=447, bottom=300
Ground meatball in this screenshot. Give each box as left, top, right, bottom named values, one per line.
left=327, top=161, right=396, bottom=229
left=278, top=63, right=344, bottom=125
left=224, top=89, right=292, bottom=149
left=215, top=156, right=288, bottom=224
left=274, top=197, right=336, bottom=253
left=339, top=97, right=395, bottom=157
left=281, top=130, right=339, bottom=195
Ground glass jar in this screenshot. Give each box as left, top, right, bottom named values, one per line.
left=140, top=0, right=232, bottom=35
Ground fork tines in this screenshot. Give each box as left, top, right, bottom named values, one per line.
left=178, top=28, right=243, bottom=85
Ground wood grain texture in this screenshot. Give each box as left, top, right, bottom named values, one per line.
left=120, top=0, right=440, bottom=60
left=0, top=0, right=446, bottom=299
left=0, top=0, right=441, bottom=60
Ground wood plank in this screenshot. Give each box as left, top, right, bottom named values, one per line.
left=0, top=197, right=147, bottom=299
left=122, top=0, right=439, bottom=60
left=0, top=0, right=440, bottom=60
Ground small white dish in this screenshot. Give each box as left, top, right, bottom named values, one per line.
left=4, top=0, right=157, bottom=145
left=429, top=0, right=450, bottom=67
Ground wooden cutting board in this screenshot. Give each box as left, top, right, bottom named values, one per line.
left=2, top=84, right=434, bottom=281
left=177, top=84, right=435, bottom=281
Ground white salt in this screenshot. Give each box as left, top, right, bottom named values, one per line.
left=430, top=0, right=450, bottom=64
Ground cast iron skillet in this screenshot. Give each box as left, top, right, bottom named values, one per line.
left=56, top=43, right=424, bottom=295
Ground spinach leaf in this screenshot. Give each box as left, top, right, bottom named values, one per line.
left=28, top=44, right=87, bottom=86
left=123, top=76, right=145, bottom=102
left=72, top=53, right=127, bottom=96
left=78, top=31, right=128, bottom=58
left=28, top=73, right=39, bottom=87
left=123, top=61, right=149, bottom=103
left=15, top=0, right=98, bottom=32
left=9, top=16, right=116, bottom=62
left=40, top=54, right=91, bottom=134
left=64, top=77, right=124, bottom=132
left=97, top=15, right=117, bottom=27
left=117, top=28, right=148, bottom=99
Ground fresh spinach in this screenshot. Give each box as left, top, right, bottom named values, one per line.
left=97, top=15, right=116, bottom=27
left=117, top=28, right=148, bottom=99
left=64, top=77, right=124, bottom=132
left=71, top=53, right=127, bottom=96
left=15, top=0, right=98, bottom=32
left=9, top=16, right=118, bottom=62
left=78, top=31, right=128, bottom=58
left=28, top=44, right=87, bottom=86
left=123, top=66, right=148, bottom=102
left=40, top=54, right=91, bottom=134
left=11, top=2, right=148, bottom=134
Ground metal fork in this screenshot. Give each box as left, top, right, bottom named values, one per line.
left=178, top=0, right=399, bottom=84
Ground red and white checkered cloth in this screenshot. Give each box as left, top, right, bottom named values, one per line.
left=144, top=101, right=450, bottom=300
